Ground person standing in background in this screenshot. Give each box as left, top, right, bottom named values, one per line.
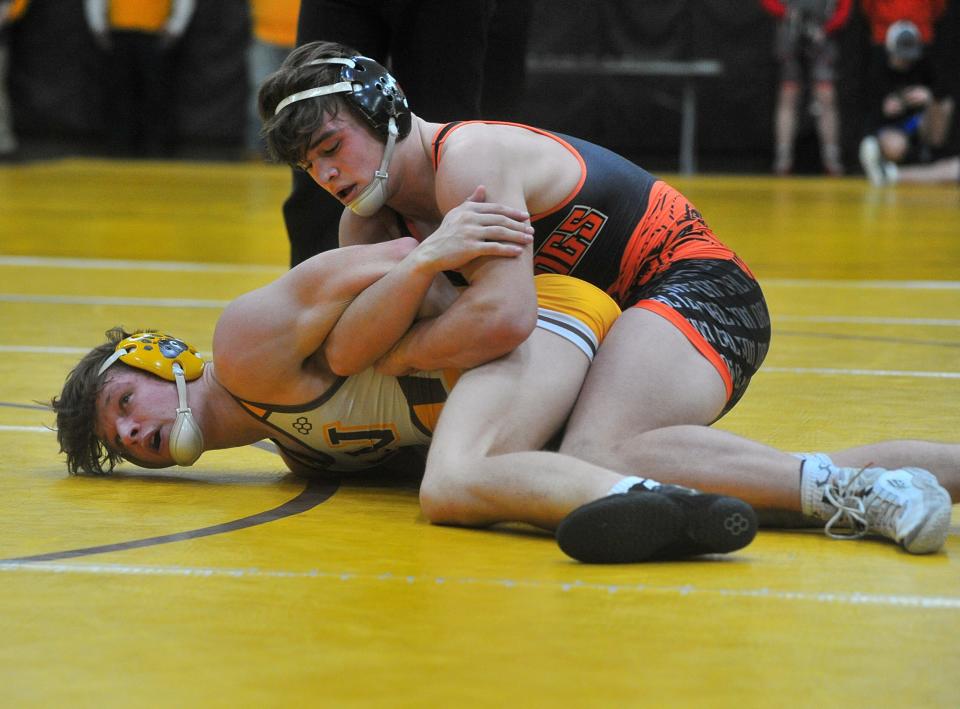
left=857, top=0, right=953, bottom=184
left=83, top=0, right=196, bottom=157
left=246, top=0, right=299, bottom=159
left=0, top=0, right=28, bottom=159
left=762, top=0, right=852, bottom=176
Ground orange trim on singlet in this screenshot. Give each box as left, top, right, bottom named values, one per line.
left=430, top=121, right=587, bottom=222
left=635, top=299, right=734, bottom=402
left=410, top=369, right=461, bottom=432
left=412, top=403, right=444, bottom=433
left=239, top=401, right=268, bottom=419
left=441, top=368, right=462, bottom=390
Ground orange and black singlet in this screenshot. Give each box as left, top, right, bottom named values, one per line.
left=431, top=121, right=745, bottom=305
left=430, top=121, right=771, bottom=414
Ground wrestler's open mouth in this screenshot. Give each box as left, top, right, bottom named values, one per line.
left=338, top=185, right=355, bottom=201
left=151, top=430, right=161, bottom=451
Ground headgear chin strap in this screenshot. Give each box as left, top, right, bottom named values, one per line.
left=98, top=332, right=205, bottom=466
left=274, top=56, right=409, bottom=216
left=347, top=115, right=399, bottom=216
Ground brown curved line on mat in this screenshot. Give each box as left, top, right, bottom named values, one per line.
left=1, top=478, right=339, bottom=563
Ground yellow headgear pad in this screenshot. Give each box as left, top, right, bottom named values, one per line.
left=103, top=332, right=205, bottom=382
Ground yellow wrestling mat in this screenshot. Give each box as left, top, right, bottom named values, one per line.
left=1, top=160, right=958, bottom=707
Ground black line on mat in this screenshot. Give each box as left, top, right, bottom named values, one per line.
left=1, top=478, right=339, bottom=563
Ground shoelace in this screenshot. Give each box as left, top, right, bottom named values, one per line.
left=822, top=464, right=874, bottom=541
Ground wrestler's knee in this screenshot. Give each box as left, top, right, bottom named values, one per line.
left=418, top=479, right=456, bottom=524
left=419, top=456, right=478, bottom=525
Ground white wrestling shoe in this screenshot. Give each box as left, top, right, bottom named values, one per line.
left=803, top=458, right=952, bottom=554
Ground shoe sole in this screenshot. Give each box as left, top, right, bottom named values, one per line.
left=556, top=492, right=757, bottom=563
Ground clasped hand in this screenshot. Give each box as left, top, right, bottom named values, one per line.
left=412, top=185, right=534, bottom=275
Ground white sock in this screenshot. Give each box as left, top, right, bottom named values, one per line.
left=607, top=476, right=658, bottom=496
left=796, top=452, right=838, bottom=518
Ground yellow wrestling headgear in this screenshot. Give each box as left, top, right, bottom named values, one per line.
left=100, top=332, right=205, bottom=382
left=98, top=332, right=206, bottom=467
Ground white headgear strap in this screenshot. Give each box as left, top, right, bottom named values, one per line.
left=273, top=58, right=357, bottom=115
left=274, top=57, right=398, bottom=216
left=346, top=116, right=398, bottom=216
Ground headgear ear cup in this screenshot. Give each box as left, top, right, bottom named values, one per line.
left=98, top=332, right=206, bottom=466
left=168, top=362, right=204, bottom=466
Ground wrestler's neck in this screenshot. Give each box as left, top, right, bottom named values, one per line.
left=195, top=365, right=275, bottom=452
left=382, top=115, right=445, bottom=222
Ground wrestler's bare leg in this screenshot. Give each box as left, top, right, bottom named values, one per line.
left=420, top=328, right=624, bottom=530
left=559, top=308, right=960, bottom=508
left=558, top=308, right=803, bottom=510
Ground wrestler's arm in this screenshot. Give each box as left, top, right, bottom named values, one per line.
left=323, top=186, right=533, bottom=375
left=372, top=138, right=539, bottom=374
left=212, top=239, right=418, bottom=401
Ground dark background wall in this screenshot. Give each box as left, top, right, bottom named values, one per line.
left=6, top=0, right=959, bottom=171
left=7, top=0, right=250, bottom=158
left=522, top=0, right=958, bottom=172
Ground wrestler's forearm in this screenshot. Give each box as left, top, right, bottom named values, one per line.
left=326, top=198, right=533, bottom=373
left=379, top=257, right=538, bottom=372
left=323, top=251, right=438, bottom=375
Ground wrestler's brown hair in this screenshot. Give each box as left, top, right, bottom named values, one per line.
left=257, top=40, right=371, bottom=167
left=50, top=326, right=133, bottom=475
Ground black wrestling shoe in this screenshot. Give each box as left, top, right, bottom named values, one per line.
left=555, top=483, right=757, bottom=563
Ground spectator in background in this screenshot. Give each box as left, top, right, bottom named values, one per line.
left=278, top=0, right=500, bottom=266
left=762, top=0, right=852, bottom=176
left=246, top=0, right=298, bottom=159
left=83, top=0, right=196, bottom=157
left=857, top=0, right=953, bottom=184
left=0, top=0, right=28, bottom=159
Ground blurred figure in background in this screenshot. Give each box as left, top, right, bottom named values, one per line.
left=857, top=0, right=953, bottom=184
left=892, top=153, right=960, bottom=181
left=83, top=0, right=196, bottom=157
left=0, top=0, right=28, bottom=159
left=246, top=0, right=298, bottom=159
left=762, top=0, right=852, bottom=176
